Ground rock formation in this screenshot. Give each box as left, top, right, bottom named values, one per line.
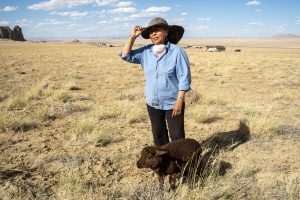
left=0, top=26, right=11, bottom=39
left=0, top=25, right=26, bottom=41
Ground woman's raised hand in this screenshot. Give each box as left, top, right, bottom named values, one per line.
left=131, top=26, right=145, bottom=39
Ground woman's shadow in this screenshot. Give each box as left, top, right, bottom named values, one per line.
left=185, top=120, right=251, bottom=180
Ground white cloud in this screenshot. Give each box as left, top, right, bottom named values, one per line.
left=248, top=22, right=264, bottom=26
left=107, top=7, right=136, bottom=14
left=51, top=11, right=90, bottom=19
left=197, top=17, right=211, bottom=21
left=275, top=24, right=288, bottom=32
left=28, top=0, right=95, bottom=10
left=169, top=17, right=185, bottom=25
left=297, top=17, right=300, bottom=24
left=144, top=6, right=170, bottom=13
left=111, top=16, right=132, bottom=22
left=1, top=5, right=18, bottom=12
left=188, top=24, right=209, bottom=31
left=79, top=26, right=97, bottom=32
left=94, top=0, right=118, bottom=6
left=198, top=25, right=209, bottom=30
left=92, top=10, right=106, bottom=16
left=246, top=1, right=261, bottom=6
left=241, top=28, right=251, bottom=32
left=181, top=12, right=187, bottom=16
left=16, top=19, right=30, bottom=24
left=98, top=20, right=108, bottom=24
left=114, top=1, right=133, bottom=7
left=15, top=19, right=34, bottom=27
left=37, top=18, right=70, bottom=26
left=27, top=0, right=132, bottom=10
left=68, top=23, right=81, bottom=28
left=0, top=20, right=10, bottom=25
left=256, top=9, right=262, bottom=12
left=130, top=13, right=158, bottom=19
left=129, top=6, right=170, bottom=19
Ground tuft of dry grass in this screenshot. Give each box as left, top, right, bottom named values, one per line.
left=286, top=175, right=300, bottom=200
left=0, top=112, right=37, bottom=132
left=121, top=101, right=147, bottom=124
left=55, top=170, right=95, bottom=200
left=91, top=100, right=147, bottom=124
left=190, top=104, right=222, bottom=124
left=33, top=105, right=56, bottom=122
left=185, top=89, right=202, bottom=105
left=92, top=125, right=122, bottom=147
left=92, top=104, right=121, bottom=120
left=4, top=95, right=28, bottom=111
left=248, top=114, right=280, bottom=136
left=239, top=104, right=281, bottom=136
left=72, top=117, right=97, bottom=137
left=55, top=90, right=72, bottom=103
left=0, top=93, right=9, bottom=102
left=65, top=82, right=82, bottom=91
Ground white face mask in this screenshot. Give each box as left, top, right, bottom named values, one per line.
left=152, top=44, right=166, bottom=55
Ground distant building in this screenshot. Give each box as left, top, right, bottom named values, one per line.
left=199, top=45, right=226, bottom=52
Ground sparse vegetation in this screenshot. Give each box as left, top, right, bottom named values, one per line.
left=4, top=95, right=28, bottom=110
left=92, top=104, right=122, bottom=120
left=0, top=112, right=37, bottom=132
left=0, top=39, right=300, bottom=199
left=92, top=125, right=122, bottom=147
left=190, top=104, right=222, bottom=124
left=33, top=105, right=56, bottom=122
left=72, top=117, right=97, bottom=136
left=56, top=170, right=90, bottom=199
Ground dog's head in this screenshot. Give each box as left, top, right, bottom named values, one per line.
left=136, top=146, right=168, bottom=169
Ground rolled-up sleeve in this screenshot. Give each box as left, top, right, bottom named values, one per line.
left=119, top=46, right=145, bottom=64
left=176, top=49, right=191, bottom=91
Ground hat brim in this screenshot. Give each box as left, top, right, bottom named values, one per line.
left=141, top=25, right=184, bottom=44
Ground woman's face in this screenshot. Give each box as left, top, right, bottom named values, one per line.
left=149, top=26, right=168, bottom=45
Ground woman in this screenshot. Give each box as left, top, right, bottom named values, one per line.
left=120, top=17, right=191, bottom=147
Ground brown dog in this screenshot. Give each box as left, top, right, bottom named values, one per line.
left=137, top=138, right=201, bottom=190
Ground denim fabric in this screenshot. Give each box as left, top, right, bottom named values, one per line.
left=120, top=42, right=191, bottom=110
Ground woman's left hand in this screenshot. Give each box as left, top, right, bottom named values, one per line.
left=172, top=100, right=183, bottom=117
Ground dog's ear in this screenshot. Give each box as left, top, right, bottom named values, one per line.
left=155, top=149, right=168, bottom=157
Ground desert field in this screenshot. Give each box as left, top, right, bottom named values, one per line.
left=0, top=38, right=300, bottom=199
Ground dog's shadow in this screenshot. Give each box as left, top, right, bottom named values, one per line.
left=187, top=121, right=251, bottom=179
left=200, top=120, right=251, bottom=152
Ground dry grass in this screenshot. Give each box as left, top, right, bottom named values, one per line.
left=0, top=38, right=300, bottom=199
left=0, top=112, right=37, bottom=132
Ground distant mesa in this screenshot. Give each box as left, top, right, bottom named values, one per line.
left=273, top=34, right=300, bottom=38
left=71, top=39, right=81, bottom=43
left=0, top=25, right=26, bottom=41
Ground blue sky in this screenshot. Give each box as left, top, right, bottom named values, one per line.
left=0, top=0, right=299, bottom=39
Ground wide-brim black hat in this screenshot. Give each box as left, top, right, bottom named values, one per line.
left=141, top=17, right=184, bottom=44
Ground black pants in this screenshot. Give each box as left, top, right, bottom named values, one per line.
left=146, top=103, right=185, bottom=147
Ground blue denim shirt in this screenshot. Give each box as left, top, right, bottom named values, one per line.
left=120, top=42, right=191, bottom=110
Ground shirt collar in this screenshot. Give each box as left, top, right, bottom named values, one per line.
left=166, top=41, right=172, bottom=51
